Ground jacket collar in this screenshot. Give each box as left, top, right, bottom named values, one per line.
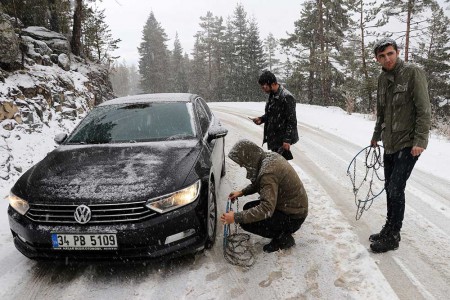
left=383, top=58, right=404, bottom=82
left=271, top=85, right=283, bottom=99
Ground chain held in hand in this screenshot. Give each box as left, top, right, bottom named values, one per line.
left=223, top=198, right=255, bottom=267
left=346, top=145, right=385, bottom=220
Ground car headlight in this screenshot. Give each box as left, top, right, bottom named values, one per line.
left=9, top=192, right=30, bottom=215
left=146, top=180, right=201, bottom=214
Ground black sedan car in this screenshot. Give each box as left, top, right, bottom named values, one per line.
left=8, top=93, right=228, bottom=260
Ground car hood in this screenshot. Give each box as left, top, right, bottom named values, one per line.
left=12, top=140, right=203, bottom=204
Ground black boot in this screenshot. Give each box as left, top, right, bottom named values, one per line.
left=263, top=233, right=295, bottom=253
left=369, top=224, right=391, bottom=242
left=370, top=231, right=400, bottom=253
left=369, top=223, right=401, bottom=242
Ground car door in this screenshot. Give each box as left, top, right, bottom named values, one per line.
left=194, top=97, right=223, bottom=181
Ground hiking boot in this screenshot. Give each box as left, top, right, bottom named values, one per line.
left=369, top=224, right=391, bottom=242
left=370, top=232, right=400, bottom=253
left=263, top=233, right=295, bottom=253
left=369, top=223, right=401, bottom=242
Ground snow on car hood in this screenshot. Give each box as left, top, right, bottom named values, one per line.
left=13, top=140, right=202, bottom=204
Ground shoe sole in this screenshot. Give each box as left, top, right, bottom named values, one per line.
left=369, top=235, right=401, bottom=243
left=370, top=245, right=399, bottom=253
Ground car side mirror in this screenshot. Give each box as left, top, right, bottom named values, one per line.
left=207, top=126, right=228, bottom=143
left=54, top=133, right=68, bottom=144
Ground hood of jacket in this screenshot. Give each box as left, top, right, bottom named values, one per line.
left=228, top=139, right=264, bottom=182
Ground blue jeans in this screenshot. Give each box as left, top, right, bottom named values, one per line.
left=384, top=147, right=418, bottom=232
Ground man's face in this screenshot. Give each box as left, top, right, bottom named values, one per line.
left=375, top=45, right=399, bottom=71
left=260, top=83, right=272, bottom=94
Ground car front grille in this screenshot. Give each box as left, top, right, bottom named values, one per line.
left=26, top=201, right=158, bottom=224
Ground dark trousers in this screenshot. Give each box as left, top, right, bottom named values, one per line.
left=384, top=147, right=418, bottom=232
left=240, top=200, right=305, bottom=239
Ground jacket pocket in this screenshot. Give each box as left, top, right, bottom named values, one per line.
left=392, top=84, right=413, bottom=132
left=392, top=84, right=408, bottom=106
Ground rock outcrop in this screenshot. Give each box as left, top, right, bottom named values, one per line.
left=0, top=13, right=19, bottom=64
left=0, top=15, right=115, bottom=131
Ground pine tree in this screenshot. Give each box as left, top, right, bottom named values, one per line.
left=110, top=60, right=130, bottom=97
left=138, top=11, right=170, bottom=93
left=128, top=64, right=143, bottom=95
left=282, top=0, right=352, bottom=107
left=339, top=0, right=387, bottom=113
left=383, top=0, right=436, bottom=61
left=245, top=18, right=266, bottom=101
left=222, top=17, right=237, bottom=101
left=1, top=0, right=71, bottom=32
left=171, top=33, right=189, bottom=93
left=264, top=33, right=281, bottom=74
left=282, top=0, right=320, bottom=104
left=82, top=4, right=121, bottom=64
left=195, top=11, right=226, bottom=100
left=71, top=0, right=83, bottom=56
left=189, top=36, right=208, bottom=97
left=413, top=3, right=450, bottom=127
left=230, top=4, right=249, bottom=101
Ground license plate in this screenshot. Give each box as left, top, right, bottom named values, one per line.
left=51, top=233, right=118, bottom=250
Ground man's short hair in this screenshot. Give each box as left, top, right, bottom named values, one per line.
left=258, top=70, right=277, bottom=85
left=373, top=38, right=398, bottom=56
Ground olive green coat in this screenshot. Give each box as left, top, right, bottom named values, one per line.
left=228, top=139, right=308, bottom=224
left=372, top=58, right=431, bottom=154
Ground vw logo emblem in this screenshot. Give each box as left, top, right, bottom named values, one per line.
left=74, top=205, right=91, bottom=224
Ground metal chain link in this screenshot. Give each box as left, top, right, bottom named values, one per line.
left=223, top=198, right=255, bottom=267
left=347, top=146, right=385, bottom=220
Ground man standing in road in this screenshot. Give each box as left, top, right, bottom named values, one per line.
left=369, top=38, right=431, bottom=253
left=220, top=139, right=308, bottom=253
left=252, top=70, right=298, bottom=160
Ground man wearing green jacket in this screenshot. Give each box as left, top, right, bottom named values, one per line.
left=370, top=38, right=431, bottom=253
left=220, top=139, right=308, bottom=253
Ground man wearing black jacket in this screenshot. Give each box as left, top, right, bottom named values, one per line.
left=252, top=71, right=299, bottom=159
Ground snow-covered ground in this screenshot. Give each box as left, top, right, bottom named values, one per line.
left=0, top=102, right=449, bottom=299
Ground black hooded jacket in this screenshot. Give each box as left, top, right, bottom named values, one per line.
left=261, top=85, right=299, bottom=150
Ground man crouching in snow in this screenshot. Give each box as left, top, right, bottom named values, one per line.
left=220, top=139, right=308, bottom=253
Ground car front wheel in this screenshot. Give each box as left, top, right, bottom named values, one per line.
left=204, top=180, right=217, bottom=249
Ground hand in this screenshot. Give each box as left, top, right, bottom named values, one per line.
left=252, top=117, right=262, bottom=125
left=411, top=146, right=424, bottom=157
left=228, top=191, right=243, bottom=202
left=282, top=142, right=290, bottom=151
left=221, top=211, right=235, bottom=225
left=370, top=140, right=379, bottom=147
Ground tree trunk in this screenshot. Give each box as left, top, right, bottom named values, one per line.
left=404, top=0, right=413, bottom=62
left=317, top=0, right=327, bottom=105
left=360, top=0, right=373, bottom=112
left=48, top=0, right=60, bottom=32
left=71, top=0, right=83, bottom=56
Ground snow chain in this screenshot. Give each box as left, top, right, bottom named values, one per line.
left=347, top=146, right=385, bottom=220
left=223, top=199, right=255, bottom=267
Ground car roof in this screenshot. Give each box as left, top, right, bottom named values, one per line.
left=99, top=93, right=198, bottom=106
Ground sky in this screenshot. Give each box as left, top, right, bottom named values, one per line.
left=96, top=0, right=305, bottom=66
left=96, top=0, right=450, bottom=67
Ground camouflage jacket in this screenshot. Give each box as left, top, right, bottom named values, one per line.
left=372, top=58, right=431, bottom=154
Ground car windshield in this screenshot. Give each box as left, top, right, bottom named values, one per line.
left=66, top=102, right=195, bottom=144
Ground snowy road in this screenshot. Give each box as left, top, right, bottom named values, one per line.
left=0, top=104, right=449, bottom=300
left=212, top=104, right=450, bottom=300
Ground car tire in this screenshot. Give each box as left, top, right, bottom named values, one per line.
left=220, top=156, right=226, bottom=177
left=204, top=180, right=217, bottom=249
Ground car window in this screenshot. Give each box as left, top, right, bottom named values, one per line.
left=66, top=102, right=195, bottom=144
left=198, top=98, right=212, bottom=119
left=195, top=99, right=211, bottom=136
